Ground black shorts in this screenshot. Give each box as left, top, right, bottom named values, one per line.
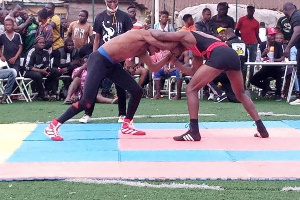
left=205, top=46, right=241, bottom=71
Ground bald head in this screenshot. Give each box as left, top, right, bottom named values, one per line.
left=283, top=2, right=296, bottom=18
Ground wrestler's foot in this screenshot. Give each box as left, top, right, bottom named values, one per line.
left=44, top=118, right=64, bottom=141
left=254, top=121, right=269, bottom=138
left=120, top=119, right=146, bottom=135
left=173, top=129, right=201, bottom=141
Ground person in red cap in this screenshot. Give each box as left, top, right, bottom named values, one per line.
left=235, top=4, right=260, bottom=86
left=250, top=27, right=285, bottom=101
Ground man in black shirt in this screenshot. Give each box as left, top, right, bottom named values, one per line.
left=24, top=36, right=59, bottom=100
left=283, top=2, right=300, bottom=105
left=250, top=28, right=284, bottom=101
left=210, top=2, right=235, bottom=36
left=195, top=8, right=214, bottom=35
left=277, top=16, right=292, bottom=43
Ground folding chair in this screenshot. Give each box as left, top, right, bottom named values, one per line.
left=0, top=78, right=12, bottom=103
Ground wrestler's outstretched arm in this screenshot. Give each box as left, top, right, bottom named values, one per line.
left=170, top=55, right=203, bottom=76
left=143, top=34, right=178, bottom=51
left=150, top=29, right=186, bottom=42
left=139, top=51, right=171, bottom=72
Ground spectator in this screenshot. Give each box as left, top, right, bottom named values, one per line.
left=127, top=5, right=145, bottom=29
left=19, top=9, right=39, bottom=56
left=283, top=2, right=300, bottom=105
left=45, top=3, right=64, bottom=51
left=259, top=22, right=267, bottom=43
left=52, top=38, right=81, bottom=94
left=277, top=15, right=292, bottom=44
left=180, top=14, right=196, bottom=31
left=60, top=17, right=69, bottom=39
left=0, top=9, right=9, bottom=34
left=210, top=2, right=235, bottom=35
left=195, top=8, right=214, bottom=35
left=67, top=10, right=93, bottom=50
left=0, top=18, right=23, bottom=74
left=5, top=4, right=34, bottom=34
left=235, top=4, right=260, bottom=63
left=250, top=27, right=284, bottom=101
left=153, top=10, right=175, bottom=32
left=124, top=58, right=149, bottom=88
left=0, top=67, right=17, bottom=103
left=24, top=36, right=59, bottom=100
left=36, top=8, right=53, bottom=52
left=64, top=56, right=118, bottom=105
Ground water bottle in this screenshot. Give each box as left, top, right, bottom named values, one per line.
left=256, top=47, right=261, bottom=62
left=268, top=46, right=274, bottom=62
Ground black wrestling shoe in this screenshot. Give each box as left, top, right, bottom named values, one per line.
left=254, top=123, right=269, bottom=138
left=173, top=129, right=201, bottom=141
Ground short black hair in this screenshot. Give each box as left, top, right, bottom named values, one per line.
left=217, top=2, right=229, bottom=9
left=4, top=18, right=14, bottom=24
left=80, top=10, right=88, bottom=17
left=127, top=5, right=136, bottom=10
left=182, top=14, right=192, bottom=22
left=38, top=8, right=48, bottom=20
left=65, top=38, right=74, bottom=45
left=202, top=8, right=211, bottom=13
left=160, top=10, right=169, bottom=16
left=47, top=2, right=55, bottom=9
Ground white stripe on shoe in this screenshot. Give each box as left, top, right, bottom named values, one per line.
left=183, top=134, right=194, bottom=141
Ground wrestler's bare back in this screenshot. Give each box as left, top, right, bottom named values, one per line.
left=102, top=29, right=153, bottom=62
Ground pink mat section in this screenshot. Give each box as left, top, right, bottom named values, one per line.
left=119, top=128, right=300, bottom=151
left=1, top=161, right=300, bottom=180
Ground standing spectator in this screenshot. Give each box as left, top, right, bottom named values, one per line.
left=283, top=2, right=300, bottom=105
left=67, top=10, right=93, bottom=50
left=235, top=4, right=260, bottom=87
left=127, top=5, right=145, bottom=29
left=0, top=68, right=17, bottom=103
left=0, top=18, right=23, bottom=74
left=0, top=9, right=9, bottom=34
left=36, top=8, right=53, bottom=52
left=154, top=10, right=175, bottom=32
left=19, top=9, right=39, bottom=56
left=259, top=22, right=267, bottom=43
left=180, top=14, right=196, bottom=31
left=24, top=36, right=59, bottom=100
left=210, top=2, right=235, bottom=34
left=45, top=3, right=64, bottom=51
left=277, top=15, right=292, bottom=44
left=5, top=4, right=34, bottom=34
left=87, top=0, right=133, bottom=124
left=195, top=8, right=214, bottom=35
left=250, top=27, right=284, bottom=101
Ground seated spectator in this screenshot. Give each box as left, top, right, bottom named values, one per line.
left=124, top=58, right=149, bottom=88
left=180, top=14, right=196, bottom=31
left=151, top=50, right=180, bottom=100
left=67, top=10, right=93, bottom=50
left=64, top=56, right=118, bottom=104
left=24, top=36, right=59, bottom=100
left=52, top=38, right=81, bottom=97
left=0, top=18, right=22, bottom=74
left=36, top=8, right=53, bottom=52
left=250, top=27, right=284, bottom=101
left=0, top=68, right=17, bottom=103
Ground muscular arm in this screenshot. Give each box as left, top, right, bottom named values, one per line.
left=172, top=55, right=203, bottom=76
left=143, top=34, right=178, bottom=50
left=286, top=26, right=300, bottom=50
left=139, top=51, right=171, bottom=72
left=150, top=29, right=186, bottom=42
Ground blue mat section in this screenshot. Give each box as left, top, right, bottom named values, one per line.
left=282, top=120, right=300, bottom=129
left=25, top=124, right=119, bottom=141
left=121, top=150, right=232, bottom=162
left=7, top=140, right=119, bottom=162
left=120, top=150, right=300, bottom=162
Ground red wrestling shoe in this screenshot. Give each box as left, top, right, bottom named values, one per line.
left=44, top=118, right=64, bottom=141
left=120, top=119, right=146, bottom=135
